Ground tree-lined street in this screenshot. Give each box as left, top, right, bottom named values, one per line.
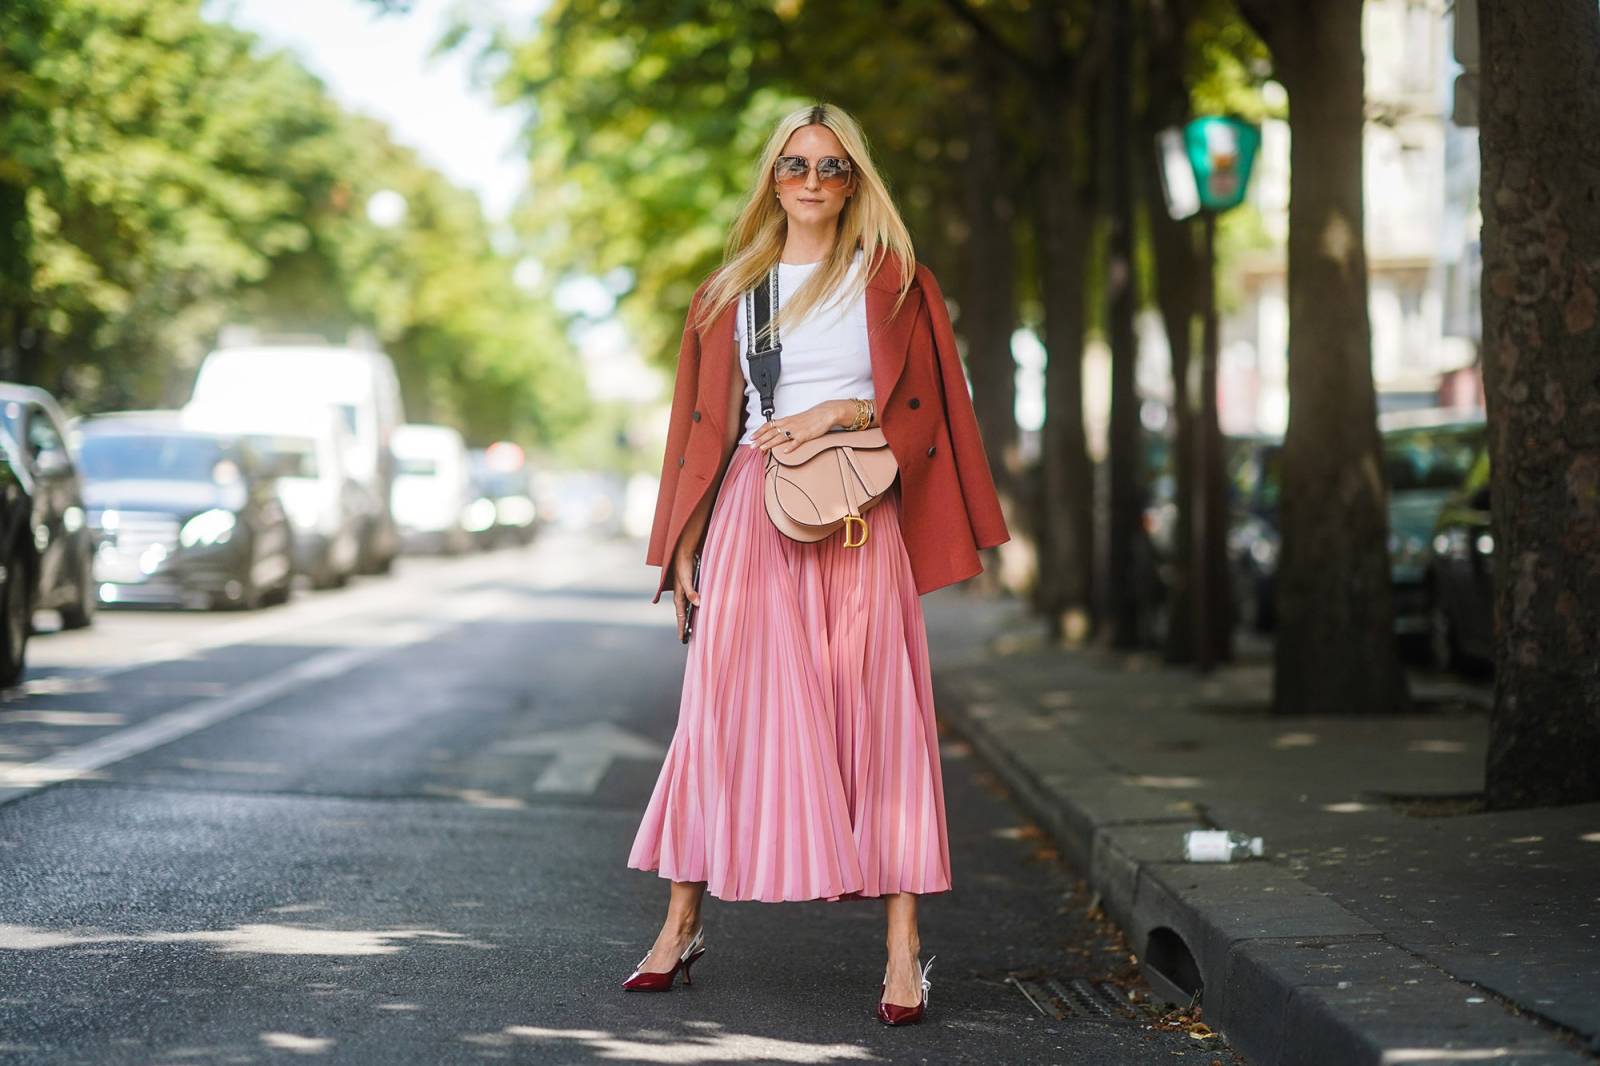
left=0, top=535, right=1247, bottom=1063
left=2, top=0, right=1598, bottom=1060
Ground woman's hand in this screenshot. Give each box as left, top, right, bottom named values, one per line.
left=749, top=399, right=854, bottom=454
left=672, top=547, right=700, bottom=641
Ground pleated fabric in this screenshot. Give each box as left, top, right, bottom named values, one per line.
left=627, top=441, right=952, bottom=903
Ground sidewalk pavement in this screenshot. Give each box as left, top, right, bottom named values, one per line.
left=921, top=588, right=1600, bottom=1066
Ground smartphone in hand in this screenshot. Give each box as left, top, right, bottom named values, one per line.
left=680, top=555, right=702, bottom=644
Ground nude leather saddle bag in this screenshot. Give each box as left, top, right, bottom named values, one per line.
left=744, top=263, right=899, bottom=547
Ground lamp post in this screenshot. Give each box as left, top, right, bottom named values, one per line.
left=1157, top=115, right=1260, bottom=671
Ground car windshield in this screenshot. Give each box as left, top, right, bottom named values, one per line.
left=335, top=403, right=359, bottom=435
left=79, top=434, right=230, bottom=483
left=1383, top=425, right=1484, bottom=493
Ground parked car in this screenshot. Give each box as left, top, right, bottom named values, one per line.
left=73, top=414, right=296, bottom=610
left=1223, top=435, right=1282, bottom=632
left=182, top=403, right=362, bottom=589
left=1426, top=443, right=1494, bottom=674
left=463, top=452, right=501, bottom=552
left=468, top=443, right=539, bottom=548
left=1378, top=407, right=1487, bottom=654
left=391, top=424, right=473, bottom=554
left=190, top=342, right=405, bottom=575
left=0, top=427, right=37, bottom=684
left=0, top=383, right=95, bottom=629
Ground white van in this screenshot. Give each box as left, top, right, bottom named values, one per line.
left=190, top=343, right=405, bottom=574
left=181, top=402, right=362, bottom=588
left=390, top=424, right=473, bottom=555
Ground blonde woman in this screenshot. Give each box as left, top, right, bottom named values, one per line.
left=625, top=102, right=1009, bottom=1025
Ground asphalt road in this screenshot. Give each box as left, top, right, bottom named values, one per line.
left=0, top=530, right=1244, bottom=1065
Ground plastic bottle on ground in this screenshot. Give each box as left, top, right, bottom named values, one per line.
left=1182, top=829, right=1265, bottom=862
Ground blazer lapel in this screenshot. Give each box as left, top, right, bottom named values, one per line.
left=695, top=248, right=922, bottom=435
left=865, top=252, right=922, bottom=412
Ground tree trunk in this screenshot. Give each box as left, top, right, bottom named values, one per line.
left=1105, top=0, right=1143, bottom=648
left=1239, top=0, right=1410, bottom=715
left=1034, top=156, right=1096, bottom=643
left=961, top=49, right=1020, bottom=511
left=0, top=153, right=32, bottom=386
left=1478, top=0, right=1600, bottom=807
left=1152, top=223, right=1196, bottom=664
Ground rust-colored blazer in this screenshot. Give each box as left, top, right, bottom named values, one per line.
left=645, top=247, right=1010, bottom=604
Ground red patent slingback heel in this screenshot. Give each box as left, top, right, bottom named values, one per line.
left=621, top=926, right=707, bottom=992
left=877, top=953, right=935, bottom=1025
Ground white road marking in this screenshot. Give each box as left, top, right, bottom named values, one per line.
left=494, top=722, right=666, bottom=794
left=0, top=536, right=627, bottom=807
left=0, top=643, right=394, bottom=803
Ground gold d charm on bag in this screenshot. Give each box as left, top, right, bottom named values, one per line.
left=842, top=514, right=869, bottom=548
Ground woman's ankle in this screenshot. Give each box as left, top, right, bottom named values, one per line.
left=885, top=936, right=922, bottom=959
left=663, top=913, right=701, bottom=936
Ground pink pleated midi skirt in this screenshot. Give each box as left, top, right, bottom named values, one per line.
left=627, top=441, right=953, bottom=903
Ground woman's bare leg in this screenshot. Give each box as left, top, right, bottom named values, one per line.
left=638, top=880, right=707, bottom=972
left=882, top=891, right=924, bottom=1005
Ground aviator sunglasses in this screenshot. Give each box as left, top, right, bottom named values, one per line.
left=773, top=154, right=854, bottom=189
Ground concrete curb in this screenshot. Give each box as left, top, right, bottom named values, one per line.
left=932, top=671, right=1595, bottom=1066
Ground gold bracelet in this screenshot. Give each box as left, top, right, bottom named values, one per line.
left=849, top=397, right=868, bottom=431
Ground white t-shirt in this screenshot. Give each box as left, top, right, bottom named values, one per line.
left=734, top=247, right=873, bottom=446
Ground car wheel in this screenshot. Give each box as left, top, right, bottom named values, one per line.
left=0, top=547, right=31, bottom=687
left=309, top=557, right=342, bottom=590
left=261, top=573, right=293, bottom=607
left=356, top=539, right=394, bottom=576
left=261, top=545, right=294, bottom=606
left=58, top=545, right=96, bottom=630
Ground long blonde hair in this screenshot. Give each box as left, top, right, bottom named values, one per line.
left=692, top=103, right=918, bottom=339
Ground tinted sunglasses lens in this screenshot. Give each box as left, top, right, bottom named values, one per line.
left=774, top=157, right=809, bottom=185
left=818, top=158, right=851, bottom=188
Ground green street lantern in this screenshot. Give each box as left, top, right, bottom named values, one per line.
left=1183, top=116, right=1261, bottom=213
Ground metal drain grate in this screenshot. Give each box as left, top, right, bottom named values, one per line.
left=1006, top=973, right=1151, bottom=1023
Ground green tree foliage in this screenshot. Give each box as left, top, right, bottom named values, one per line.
left=0, top=0, right=585, bottom=445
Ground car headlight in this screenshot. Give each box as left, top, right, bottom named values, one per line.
left=180, top=508, right=237, bottom=548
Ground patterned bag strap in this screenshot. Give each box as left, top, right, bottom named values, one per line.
left=744, top=265, right=782, bottom=421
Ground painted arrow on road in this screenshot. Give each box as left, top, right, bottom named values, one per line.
left=494, top=723, right=666, bottom=794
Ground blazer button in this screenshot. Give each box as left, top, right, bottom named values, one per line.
left=692, top=409, right=701, bottom=421
left=926, top=444, right=936, bottom=457
left=678, top=456, right=685, bottom=467
left=908, top=397, right=920, bottom=409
